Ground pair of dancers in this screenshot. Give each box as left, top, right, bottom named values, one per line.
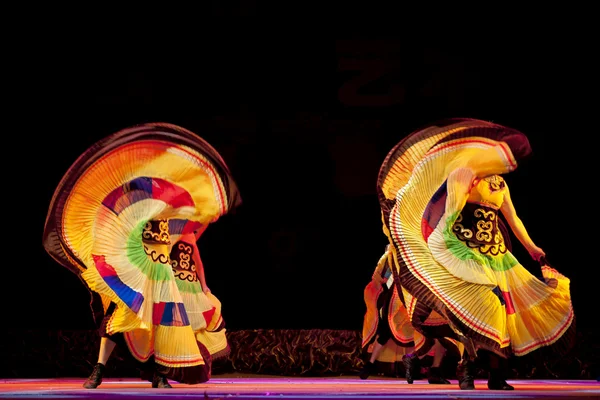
left=360, top=118, right=575, bottom=390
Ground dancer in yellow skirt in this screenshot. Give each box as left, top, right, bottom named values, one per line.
left=43, top=123, right=241, bottom=388
left=376, top=118, right=575, bottom=390
left=360, top=244, right=454, bottom=384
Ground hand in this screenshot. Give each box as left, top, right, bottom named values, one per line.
left=528, top=245, right=546, bottom=262
left=544, top=278, right=558, bottom=289
left=202, top=286, right=211, bottom=294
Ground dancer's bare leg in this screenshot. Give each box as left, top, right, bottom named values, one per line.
left=83, top=337, right=117, bottom=389
left=97, top=337, right=117, bottom=365
left=430, top=340, right=446, bottom=368
left=360, top=337, right=391, bottom=379
left=404, top=340, right=450, bottom=384
left=368, top=340, right=384, bottom=363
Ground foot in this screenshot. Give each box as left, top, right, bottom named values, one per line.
left=427, top=367, right=450, bottom=384
left=402, top=354, right=421, bottom=384
left=488, top=366, right=514, bottom=390
left=488, top=378, right=514, bottom=390
left=359, top=361, right=376, bottom=380
left=152, top=373, right=172, bottom=388
left=457, top=360, right=475, bottom=390
left=83, top=363, right=105, bottom=389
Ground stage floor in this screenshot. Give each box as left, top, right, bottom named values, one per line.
left=0, top=374, right=598, bottom=399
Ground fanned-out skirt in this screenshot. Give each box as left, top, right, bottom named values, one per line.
left=376, top=118, right=574, bottom=358
left=43, top=123, right=241, bottom=383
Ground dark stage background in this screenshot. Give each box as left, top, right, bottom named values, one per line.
left=9, top=18, right=596, bottom=344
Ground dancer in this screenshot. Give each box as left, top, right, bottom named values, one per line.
left=360, top=244, right=456, bottom=384
left=376, top=118, right=575, bottom=390
left=82, top=223, right=231, bottom=389
left=43, top=122, right=241, bottom=388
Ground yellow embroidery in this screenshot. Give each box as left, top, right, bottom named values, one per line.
left=474, top=208, right=495, bottom=220
left=171, top=242, right=198, bottom=283
left=453, top=205, right=507, bottom=256
left=484, top=175, right=505, bottom=192
left=142, top=219, right=171, bottom=244
left=143, top=245, right=169, bottom=264
left=474, top=208, right=495, bottom=242
left=452, top=213, right=473, bottom=239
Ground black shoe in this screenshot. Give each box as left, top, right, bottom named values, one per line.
left=152, top=373, right=172, bottom=388
left=402, top=354, right=421, bottom=384
left=359, top=361, right=376, bottom=380
left=457, top=360, right=475, bottom=390
left=487, top=378, right=514, bottom=390
left=83, top=363, right=105, bottom=389
left=427, top=367, right=450, bottom=384
left=488, top=368, right=514, bottom=390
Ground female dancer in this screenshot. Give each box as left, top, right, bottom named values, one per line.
left=43, top=122, right=241, bottom=388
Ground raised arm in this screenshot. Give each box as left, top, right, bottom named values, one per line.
left=499, top=184, right=545, bottom=261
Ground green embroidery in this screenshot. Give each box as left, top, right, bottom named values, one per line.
left=126, top=220, right=174, bottom=281
left=443, top=213, right=518, bottom=271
